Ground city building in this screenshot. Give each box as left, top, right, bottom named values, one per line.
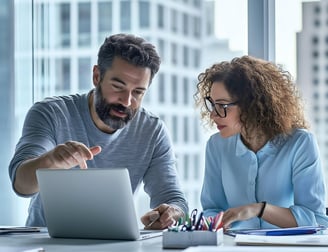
left=11, top=0, right=241, bottom=223
left=297, top=0, right=328, bottom=190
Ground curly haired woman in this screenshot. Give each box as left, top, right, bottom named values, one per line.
left=194, top=55, right=328, bottom=229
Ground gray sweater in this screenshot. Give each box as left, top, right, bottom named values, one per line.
left=9, top=91, right=188, bottom=227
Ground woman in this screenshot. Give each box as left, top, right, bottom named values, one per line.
left=194, top=55, right=328, bottom=229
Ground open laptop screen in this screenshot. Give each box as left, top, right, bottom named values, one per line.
left=36, top=168, right=159, bottom=240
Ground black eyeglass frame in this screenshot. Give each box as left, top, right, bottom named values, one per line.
left=204, top=96, right=238, bottom=118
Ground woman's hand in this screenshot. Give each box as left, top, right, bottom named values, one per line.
left=222, top=202, right=263, bottom=229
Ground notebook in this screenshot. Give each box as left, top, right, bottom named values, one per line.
left=36, top=168, right=163, bottom=240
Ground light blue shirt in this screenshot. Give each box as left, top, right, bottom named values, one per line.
left=201, top=129, right=328, bottom=229
left=9, top=91, right=188, bottom=227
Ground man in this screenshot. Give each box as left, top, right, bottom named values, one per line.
left=9, top=33, right=188, bottom=229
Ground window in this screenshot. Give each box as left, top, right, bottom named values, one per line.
left=312, top=36, right=319, bottom=45
left=158, top=73, right=165, bottom=103
left=183, top=77, right=189, bottom=105
left=193, top=155, right=200, bottom=180
left=183, top=13, right=189, bottom=36
left=172, top=115, right=178, bottom=143
left=171, top=75, right=178, bottom=104
left=158, top=39, right=165, bottom=62
left=193, top=116, right=200, bottom=143
left=313, top=51, right=319, bottom=58
left=57, top=3, right=70, bottom=48
left=55, top=58, right=71, bottom=92
left=78, top=2, right=91, bottom=47
left=183, top=46, right=189, bottom=67
left=183, top=154, right=189, bottom=180
left=313, top=65, right=319, bottom=72
left=193, top=16, right=201, bottom=38
left=139, top=1, right=150, bottom=28
left=78, top=58, right=91, bottom=91
left=183, top=116, right=189, bottom=142
left=171, top=42, right=178, bottom=65
left=98, top=2, right=112, bottom=43
left=171, top=9, right=178, bottom=33
left=8, top=0, right=249, bottom=225
left=157, top=4, right=164, bottom=29
left=120, top=0, right=131, bottom=30
left=193, top=49, right=200, bottom=68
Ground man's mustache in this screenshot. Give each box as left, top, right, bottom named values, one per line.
left=108, top=103, right=133, bottom=118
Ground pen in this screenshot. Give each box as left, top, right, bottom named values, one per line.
left=23, top=248, right=45, bottom=252
left=213, top=211, right=224, bottom=231
left=194, top=212, right=203, bottom=230
left=264, top=229, right=317, bottom=236
left=146, top=211, right=160, bottom=228
left=233, top=226, right=325, bottom=236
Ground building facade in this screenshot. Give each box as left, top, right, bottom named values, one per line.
left=297, top=0, right=328, bottom=190
left=12, top=0, right=241, bottom=222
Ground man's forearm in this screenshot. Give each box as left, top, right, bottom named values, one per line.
left=14, top=155, right=51, bottom=195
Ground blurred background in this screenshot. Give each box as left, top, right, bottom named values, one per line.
left=1, top=0, right=327, bottom=226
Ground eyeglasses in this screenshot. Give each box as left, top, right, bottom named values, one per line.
left=204, top=96, right=238, bottom=118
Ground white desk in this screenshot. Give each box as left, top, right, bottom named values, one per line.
left=0, top=230, right=236, bottom=252
left=3, top=231, right=328, bottom=252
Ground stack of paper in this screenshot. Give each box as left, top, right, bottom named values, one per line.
left=234, top=233, right=328, bottom=246
left=0, top=226, right=40, bottom=235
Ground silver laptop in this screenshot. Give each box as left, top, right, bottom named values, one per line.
left=36, top=168, right=163, bottom=240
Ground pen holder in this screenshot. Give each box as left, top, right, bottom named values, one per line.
left=162, top=228, right=223, bottom=249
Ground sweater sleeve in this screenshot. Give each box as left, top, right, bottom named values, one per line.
left=142, top=121, right=188, bottom=214
left=8, top=101, right=58, bottom=196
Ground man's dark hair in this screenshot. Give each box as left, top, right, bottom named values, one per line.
left=97, top=33, right=161, bottom=84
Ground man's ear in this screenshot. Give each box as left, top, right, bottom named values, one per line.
left=92, top=65, right=100, bottom=86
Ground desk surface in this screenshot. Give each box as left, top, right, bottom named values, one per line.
left=0, top=230, right=236, bottom=252
left=3, top=231, right=328, bottom=252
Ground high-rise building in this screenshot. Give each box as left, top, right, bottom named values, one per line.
left=12, top=0, right=241, bottom=223
left=297, top=0, right=328, bottom=195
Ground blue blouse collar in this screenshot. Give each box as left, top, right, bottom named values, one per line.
left=235, top=134, right=278, bottom=156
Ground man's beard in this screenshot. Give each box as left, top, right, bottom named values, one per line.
left=94, top=86, right=137, bottom=131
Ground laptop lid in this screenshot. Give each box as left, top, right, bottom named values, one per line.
left=36, top=168, right=161, bottom=240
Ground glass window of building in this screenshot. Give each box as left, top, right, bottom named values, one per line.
left=183, top=154, right=189, bottom=180
left=171, top=9, right=178, bottom=33
left=158, top=39, right=165, bottom=62
left=193, top=0, right=201, bottom=8
left=171, top=42, right=178, bottom=65
left=57, top=3, right=70, bottom=48
left=183, top=116, right=189, bottom=142
left=158, top=73, right=165, bottom=103
left=193, top=116, right=200, bottom=143
left=78, top=58, right=91, bottom=91
left=34, top=2, right=47, bottom=50
left=193, top=155, right=200, bottom=180
left=183, top=46, right=189, bottom=67
left=193, top=16, right=200, bottom=38
left=157, top=4, right=164, bottom=29
left=183, top=77, right=189, bottom=105
left=55, top=58, right=71, bottom=92
left=120, top=0, right=131, bottom=30
left=278, top=0, right=328, bottom=205
left=193, top=48, right=200, bottom=68
left=98, top=2, right=112, bottom=43
left=183, top=13, right=189, bottom=36
left=139, top=1, right=150, bottom=28
left=171, top=74, right=178, bottom=104
left=78, top=2, right=91, bottom=47
left=172, top=115, right=178, bottom=143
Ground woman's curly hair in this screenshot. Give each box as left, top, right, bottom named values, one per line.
left=194, top=55, right=309, bottom=141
